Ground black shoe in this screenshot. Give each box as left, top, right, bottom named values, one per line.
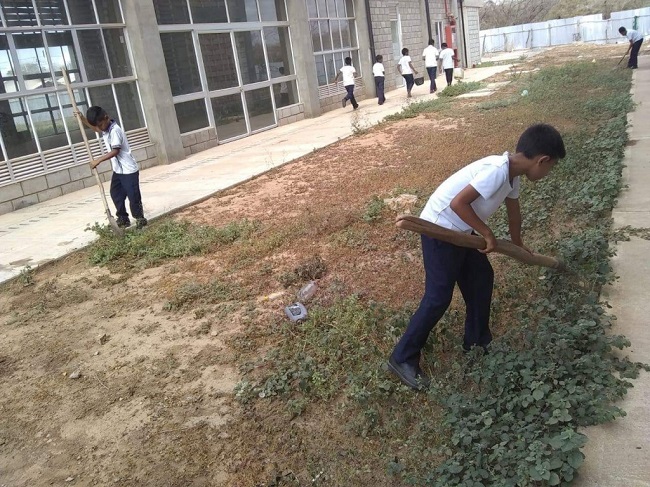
left=116, top=218, right=131, bottom=228
left=136, top=218, right=148, bottom=229
left=342, top=97, right=347, bottom=108
left=387, top=356, right=431, bottom=390
left=353, top=105, right=359, bottom=110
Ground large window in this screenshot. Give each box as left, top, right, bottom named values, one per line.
left=155, top=0, right=298, bottom=140
left=0, top=0, right=145, bottom=163
left=307, top=0, right=359, bottom=88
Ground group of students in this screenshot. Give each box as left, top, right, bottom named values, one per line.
left=335, top=39, right=456, bottom=110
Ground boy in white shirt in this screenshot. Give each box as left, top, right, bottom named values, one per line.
left=82, top=106, right=147, bottom=229
left=332, top=57, right=358, bottom=110
left=422, top=39, right=439, bottom=93
left=388, top=124, right=566, bottom=390
left=618, top=26, right=644, bottom=69
left=372, top=54, right=386, bottom=105
left=397, top=47, right=419, bottom=98
left=439, top=42, right=456, bottom=87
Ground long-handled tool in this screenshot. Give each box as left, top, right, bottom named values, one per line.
left=396, top=215, right=565, bottom=270
left=61, top=69, right=123, bottom=236
left=617, top=52, right=628, bottom=66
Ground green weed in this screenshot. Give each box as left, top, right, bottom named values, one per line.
left=438, top=81, right=483, bottom=97
left=361, top=195, right=386, bottom=223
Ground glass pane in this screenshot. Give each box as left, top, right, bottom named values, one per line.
left=115, top=82, right=144, bottom=131
left=324, top=53, right=334, bottom=82
left=160, top=32, right=202, bottom=96
left=35, top=0, right=68, bottom=25
left=319, top=20, right=331, bottom=51
left=345, top=0, right=354, bottom=17
left=259, top=0, right=286, bottom=21
left=316, top=0, right=326, bottom=18
left=27, top=94, right=69, bottom=151
left=227, top=0, right=258, bottom=22
left=309, top=21, right=321, bottom=52
left=348, top=19, right=357, bottom=47
left=46, top=31, right=81, bottom=81
left=2, top=0, right=38, bottom=27
left=153, top=0, right=190, bottom=25
left=103, top=29, right=131, bottom=78
left=273, top=79, right=296, bottom=108
left=245, top=88, right=274, bottom=132
left=199, top=34, right=237, bottom=91
left=14, top=32, right=55, bottom=90
left=340, top=19, right=351, bottom=47
left=77, top=30, right=110, bottom=80
left=189, top=0, right=227, bottom=23
left=174, top=98, right=208, bottom=134
left=0, top=98, right=38, bottom=159
left=67, top=0, right=96, bottom=24
left=335, top=0, right=345, bottom=17
left=306, top=0, right=317, bottom=18
left=211, top=94, right=246, bottom=140
left=87, top=85, right=118, bottom=127
left=234, top=31, right=267, bottom=85
left=326, top=0, right=336, bottom=17
left=264, top=27, right=293, bottom=78
left=95, top=0, right=122, bottom=23
left=331, top=20, right=341, bottom=49
left=315, top=55, right=326, bottom=86
left=58, top=87, right=93, bottom=143
left=0, top=35, right=19, bottom=94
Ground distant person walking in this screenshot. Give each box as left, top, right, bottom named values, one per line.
left=373, top=54, right=386, bottom=105
left=332, top=56, right=359, bottom=110
left=619, top=27, right=644, bottom=69
left=398, top=48, right=418, bottom=98
left=439, top=43, right=456, bottom=87
left=422, top=39, right=439, bottom=93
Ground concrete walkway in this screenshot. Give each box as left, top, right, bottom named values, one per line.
left=0, top=64, right=512, bottom=284
left=574, top=66, right=650, bottom=486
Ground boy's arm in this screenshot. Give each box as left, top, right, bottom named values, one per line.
left=505, top=197, right=531, bottom=252
left=89, top=148, right=119, bottom=169
left=409, top=61, right=418, bottom=75
left=450, top=185, right=497, bottom=253
left=331, top=71, right=340, bottom=83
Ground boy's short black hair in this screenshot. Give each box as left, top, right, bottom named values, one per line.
left=375, top=54, right=383, bottom=62
left=86, top=106, right=107, bottom=127
left=516, top=124, right=566, bottom=160
left=344, top=56, right=352, bottom=65
left=279, top=66, right=285, bottom=74
left=441, top=42, right=448, bottom=48
left=619, top=26, right=627, bottom=34
left=428, top=38, right=435, bottom=45
left=401, top=47, right=409, bottom=55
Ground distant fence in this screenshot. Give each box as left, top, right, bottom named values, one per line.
left=480, top=7, right=650, bottom=54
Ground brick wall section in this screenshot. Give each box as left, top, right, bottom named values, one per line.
left=181, top=128, right=219, bottom=158
left=277, top=103, right=305, bottom=126
left=466, top=7, right=481, bottom=66
left=0, top=145, right=158, bottom=215
left=368, top=0, right=433, bottom=93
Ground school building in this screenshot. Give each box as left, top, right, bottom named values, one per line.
left=0, top=0, right=482, bottom=214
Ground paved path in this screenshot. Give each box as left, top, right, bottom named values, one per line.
left=574, top=65, right=650, bottom=486
left=0, top=64, right=512, bottom=284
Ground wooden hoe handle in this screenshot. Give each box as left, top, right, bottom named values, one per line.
left=396, top=215, right=565, bottom=271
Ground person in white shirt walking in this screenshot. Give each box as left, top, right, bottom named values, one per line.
left=397, top=47, right=419, bottom=98
left=332, top=57, right=359, bottom=110
left=422, top=39, right=439, bottom=93
left=372, top=54, right=386, bottom=105
left=619, top=27, right=644, bottom=69
left=439, top=43, right=456, bottom=87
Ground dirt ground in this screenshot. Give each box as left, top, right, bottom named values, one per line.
left=0, top=43, right=632, bottom=487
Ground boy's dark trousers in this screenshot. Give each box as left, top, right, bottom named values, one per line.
left=629, top=39, right=643, bottom=68
left=403, top=74, right=415, bottom=94
left=110, top=171, right=144, bottom=221
left=444, top=68, right=454, bottom=86
left=391, top=235, right=494, bottom=367
left=343, top=84, right=358, bottom=108
left=426, top=66, right=438, bottom=92
left=375, top=76, right=385, bottom=104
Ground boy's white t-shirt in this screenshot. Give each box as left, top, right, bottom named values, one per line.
left=626, top=29, right=644, bottom=43
left=398, top=55, right=413, bottom=75
left=420, top=152, right=520, bottom=233
left=439, top=48, right=455, bottom=69
left=339, top=65, right=356, bottom=86
left=422, top=45, right=439, bottom=67
left=372, top=62, right=385, bottom=77
left=102, top=121, right=139, bottom=175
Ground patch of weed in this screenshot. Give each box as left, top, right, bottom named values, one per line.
left=361, top=195, right=386, bottom=223
left=477, top=96, right=519, bottom=110
left=383, top=98, right=451, bottom=121
left=438, top=81, right=483, bottom=97
left=164, top=279, right=243, bottom=311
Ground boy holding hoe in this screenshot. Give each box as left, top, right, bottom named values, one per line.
left=388, top=124, right=566, bottom=390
